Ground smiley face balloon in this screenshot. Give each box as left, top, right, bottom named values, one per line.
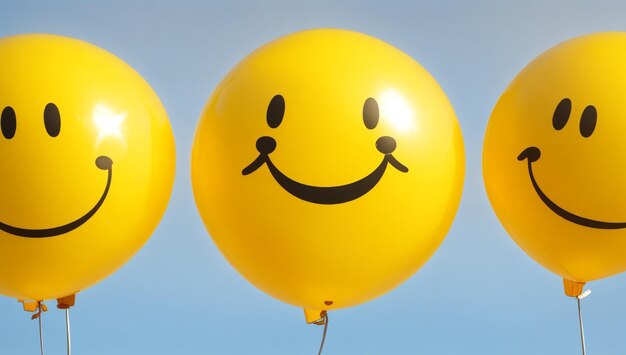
left=0, top=34, right=175, bottom=301
left=192, top=29, right=464, bottom=316
left=484, top=32, right=626, bottom=293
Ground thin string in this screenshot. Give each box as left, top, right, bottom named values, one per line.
left=577, top=297, right=586, bottom=355
left=65, top=308, right=72, bottom=355
left=38, top=302, right=45, bottom=355
left=317, top=312, right=329, bottom=355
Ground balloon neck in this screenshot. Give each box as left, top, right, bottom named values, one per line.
left=17, top=293, right=76, bottom=317
left=304, top=309, right=327, bottom=325
left=563, top=278, right=586, bottom=297
left=56, top=293, right=76, bottom=309
left=18, top=299, right=47, bottom=319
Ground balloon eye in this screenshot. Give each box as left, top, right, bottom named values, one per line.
left=580, top=105, right=597, bottom=138
left=1, top=106, right=16, bottom=139
left=552, top=98, right=571, bottom=130
left=266, top=95, right=285, bottom=128
left=363, top=97, right=379, bottom=129
left=44, top=103, right=61, bottom=137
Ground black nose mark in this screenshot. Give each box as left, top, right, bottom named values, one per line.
left=44, top=102, right=61, bottom=137
left=1, top=106, right=16, bottom=139
left=256, top=136, right=276, bottom=154
left=580, top=105, right=597, bottom=138
left=96, top=156, right=113, bottom=170
left=363, top=97, right=379, bottom=129
left=376, top=136, right=396, bottom=154
left=266, top=95, right=285, bottom=128
left=552, top=98, right=571, bottom=130
left=518, top=146, right=540, bottom=162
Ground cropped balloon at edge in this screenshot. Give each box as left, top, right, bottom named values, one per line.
left=192, top=29, right=464, bottom=316
left=483, top=32, right=626, bottom=293
left=0, top=34, right=175, bottom=301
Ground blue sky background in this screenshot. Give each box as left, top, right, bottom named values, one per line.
left=2, top=1, right=626, bottom=354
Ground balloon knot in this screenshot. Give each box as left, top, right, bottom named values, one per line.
left=18, top=300, right=47, bottom=319
left=56, top=294, right=76, bottom=309
left=312, top=311, right=327, bottom=326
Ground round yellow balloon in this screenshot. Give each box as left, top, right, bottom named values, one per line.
left=0, top=34, right=175, bottom=301
left=484, top=32, right=626, bottom=287
left=192, top=29, right=464, bottom=313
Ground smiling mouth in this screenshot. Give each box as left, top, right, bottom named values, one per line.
left=242, top=136, right=408, bottom=204
left=518, top=146, right=626, bottom=229
left=0, top=155, right=113, bottom=238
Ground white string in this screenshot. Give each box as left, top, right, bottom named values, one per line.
left=317, top=312, right=329, bottom=355
left=38, top=303, right=45, bottom=355
left=65, top=308, right=72, bottom=355
left=576, top=289, right=591, bottom=355
left=577, top=296, right=586, bottom=355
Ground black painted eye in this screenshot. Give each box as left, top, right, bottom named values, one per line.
left=266, top=95, right=285, bottom=128
left=580, top=105, right=597, bottom=138
left=552, top=98, right=571, bottom=130
left=1, top=106, right=16, bottom=139
left=363, top=97, right=379, bottom=129
left=44, top=103, right=61, bottom=137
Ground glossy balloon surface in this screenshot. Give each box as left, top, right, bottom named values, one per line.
left=192, top=29, right=464, bottom=311
left=484, top=32, right=626, bottom=283
left=0, top=34, right=175, bottom=300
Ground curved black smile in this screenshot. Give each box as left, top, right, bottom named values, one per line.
left=243, top=136, right=408, bottom=204
left=518, top=146, right=626, bottom=229
left=0, top=156, right=113, bottom=238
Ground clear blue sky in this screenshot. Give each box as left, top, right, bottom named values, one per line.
left=1, top=1, right=626, bottom=354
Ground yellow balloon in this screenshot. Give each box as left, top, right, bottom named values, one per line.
left=484, top=32, right=626, bottom=293
left=0, top=34, right=175, bottom=301
left=192, top=29, right=464, bottom=316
